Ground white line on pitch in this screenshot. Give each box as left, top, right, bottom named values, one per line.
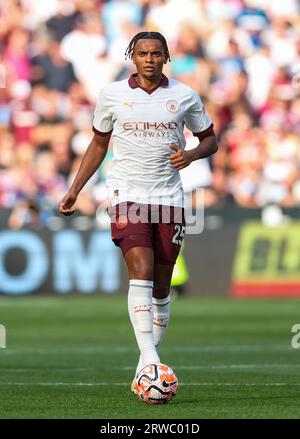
left=2, top=364, right=299, bottom=372
left=183, top=383, right=300, bottom=387
left=1, top=363, right=300, bottom=373
left=118, top=364, right=300, bottom=370
left=0, top=344, right=289, bottom=355
left=0, top=382, right=300, bottom=387
left=0, top=368, right=92, bottom=372
left=168, top=364, right=300, bottom=369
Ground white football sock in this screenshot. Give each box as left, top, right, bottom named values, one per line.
left=134, top=294, right=170, bottom=378
left=128, top=279, right=160, bottom=371
left=152, top=294, right=170, bottom=349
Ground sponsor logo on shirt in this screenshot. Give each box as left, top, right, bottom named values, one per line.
left=123, top=121, right=177, bottom=131
left=122, top=121, right=178, bottom=138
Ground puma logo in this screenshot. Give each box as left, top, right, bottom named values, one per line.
left=123, top=101, right=134, bottom=110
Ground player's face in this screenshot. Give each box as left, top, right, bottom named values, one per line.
left=132, top=39, right=167, bottom=80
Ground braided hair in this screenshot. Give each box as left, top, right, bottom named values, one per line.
left=125, top=31, right=171, bottom=61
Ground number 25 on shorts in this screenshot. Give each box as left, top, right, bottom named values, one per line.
left=172, top=225, right=185, bottom=245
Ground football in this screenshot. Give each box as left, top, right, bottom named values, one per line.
left=135, top=363, right=178, bottom=404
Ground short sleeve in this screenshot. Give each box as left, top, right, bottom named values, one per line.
left=184, top=93, right=213, bottom=136
left=92, top=89, right=114, bottom=135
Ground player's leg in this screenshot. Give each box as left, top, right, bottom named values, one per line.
left=108, top=202, right=161, bottom=392
left=133, top=217, right=183, bottom=377
left=124, top=246, right=153, bottom=281
left=134, top=263, right=173, bottom=378
left=152, top=263, right=173, bottom=351
left=150, top=213, right=185, bottom=361
left=124, top=246, right=160, bottom=368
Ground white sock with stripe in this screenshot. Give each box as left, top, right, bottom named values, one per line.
left=134, top=294, right=170, bottom=378
left=152, top=294, right=171, bottom=349
left=128, top=279, right=160, bottom=371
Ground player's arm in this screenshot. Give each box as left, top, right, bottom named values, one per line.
left=59, top=132, right=111, bottom=216
left=169, top=133, right=219, bottom=171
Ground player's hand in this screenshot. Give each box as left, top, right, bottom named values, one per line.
left=168, top=145, right=193, bottom=171
left=59, top=192, right=78, bottom=216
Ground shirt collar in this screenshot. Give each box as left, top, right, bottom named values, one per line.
left=128, top=73, right=169, bottom=93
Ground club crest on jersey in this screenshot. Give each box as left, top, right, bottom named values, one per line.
left=116, top=215, right=128, bottom=230
left=123, top=101, right=134, bottom=110
left=166, top=100, right=179, bottom=112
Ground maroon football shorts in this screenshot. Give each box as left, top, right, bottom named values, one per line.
left=107, top=202, right=185, bottom=265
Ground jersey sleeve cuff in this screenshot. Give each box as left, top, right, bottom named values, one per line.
left=93, top=126, right=113, bottom=136
left=193, top=123, right=215, bottom=141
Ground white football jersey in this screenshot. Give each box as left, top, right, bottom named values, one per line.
left=93, top=74, right=213, bottom=207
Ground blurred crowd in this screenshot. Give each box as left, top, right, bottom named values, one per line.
left=1, top=0, right=300, bottom=228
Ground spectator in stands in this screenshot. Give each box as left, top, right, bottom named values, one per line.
left=31, top=39, right=77, bottom=92
left=0, top=0, right=300, bottom=222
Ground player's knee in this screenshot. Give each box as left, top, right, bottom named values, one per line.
left=153, top=285, right=170, bottom=299
left=129, top=258, right=153, bottom=280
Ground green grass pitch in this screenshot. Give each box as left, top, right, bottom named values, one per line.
left=0, top=296, right=300, bottom=419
